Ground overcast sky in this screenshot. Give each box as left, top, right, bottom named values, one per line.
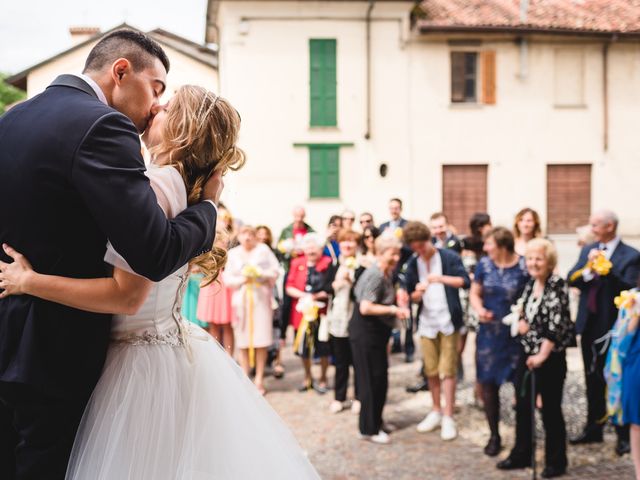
left=0, top=0, right=208, bottom=74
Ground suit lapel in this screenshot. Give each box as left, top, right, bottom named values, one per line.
left=48, top=74, right=99, bottom=100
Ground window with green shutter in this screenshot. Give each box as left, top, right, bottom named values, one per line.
left=309, top=39, right=337, bottom=126
left=309, top=146, right=339, bottom=198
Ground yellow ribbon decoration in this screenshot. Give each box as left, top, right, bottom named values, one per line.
left=293, top=302, right=319, bottom=356
left=241, top=264, right=262, bottom=368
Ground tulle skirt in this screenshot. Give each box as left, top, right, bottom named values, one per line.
left=65, top=327, right=319, bottom=479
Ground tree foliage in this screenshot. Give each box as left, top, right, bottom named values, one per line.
left=0, top=74, right=26, bottom=114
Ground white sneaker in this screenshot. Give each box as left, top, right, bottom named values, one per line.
left=329, top=400, right=344, bottom=414
left=370, top=430, right=391, bottom=444
left=440, top=415, right=457, bottom=441
left=416, top=411, right=442, bottom=433
left=350, top=400, right=361, bottom=415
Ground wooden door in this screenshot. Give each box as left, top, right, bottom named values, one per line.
left=547, top=164, right=591, bottom=234
left=442, top=165, right=488, bottom=235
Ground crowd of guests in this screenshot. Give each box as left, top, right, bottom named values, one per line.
left=182, top=199, right=640, bottom=480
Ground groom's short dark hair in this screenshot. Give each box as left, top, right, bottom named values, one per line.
left=83, top=29, right=170, bottom=74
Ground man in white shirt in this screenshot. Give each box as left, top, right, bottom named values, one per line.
left=400, top=222, right=470, bottom=441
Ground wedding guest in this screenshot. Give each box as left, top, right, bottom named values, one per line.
left=460, top=212, right=492, bottom=261
left=277, top=207, right=315, bottom=344
left=326, top=229, right=363, bottom=414
left=197, top=233, right=234, bottom=355
left=621, top=299, right=640, bottom=479
left=225, top=225, right=280, bottom=395
left=470, top=227, right=528, bottom=456
left=568, top=210, right=640, bottom=455
left=359, top=212, right=375, bottom=232
left=350, top=234, right=410, bottom=444
left=380, top=199, right=414, bottom=360
left=324, top=215, right=342, bottom=264
left=286, top=233, right=336, bottom=393
left=217, top=202, right=238, bottom=247
left=341, top=210, right=356, bottom=231
left=358, top=225, right=381, bottom=268
left=513, top=208, right=542, bottom=256
left=379, top=198, right=407, bottom=234
left=497, top=239, right=574, bottom=478
left=430, top=212, right=462, bottom=254
left=181, top=266, right=206, bottom=328
left=256, top=224, right=286, bottom=379
left=401, top=222, right=469, bottom=441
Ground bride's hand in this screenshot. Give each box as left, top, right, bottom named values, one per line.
left=0, top=244, right=34, bottom=298
left=202, top=170, right=224, bottom=206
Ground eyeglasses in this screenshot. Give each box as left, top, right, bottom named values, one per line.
left=360, top=219, right=373, bottom=224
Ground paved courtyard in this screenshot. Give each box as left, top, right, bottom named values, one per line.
left=263, top=332, right=635, bottom=479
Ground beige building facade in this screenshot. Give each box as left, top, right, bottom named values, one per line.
left=208, top=0, right=640, bottom=256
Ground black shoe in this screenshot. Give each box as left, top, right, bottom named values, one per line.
left=405, top=380, right=429, bottom=393
left=496, top=457, right=531, bottom=470
left=484, top=436, right=502, bottom=457
left=569, top=425, right=603, bottom=445
left=615, top=438, right=631, bottom=456
left=541, top=466, right=566, bottom=478
left=405, top=354, right=414, bottom=363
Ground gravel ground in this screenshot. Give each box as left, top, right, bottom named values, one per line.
left=262, top=332, right=636, bottom=479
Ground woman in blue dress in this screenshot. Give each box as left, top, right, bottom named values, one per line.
left=470, top=227, right=529, bottom=457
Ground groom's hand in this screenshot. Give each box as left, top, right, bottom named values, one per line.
left=202, top=170, right=224, bottom=206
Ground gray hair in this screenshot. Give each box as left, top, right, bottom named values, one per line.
left=301, top=232, right=325, bottom=250
left=374, top=233, right=402, bottom=255
left=593, top=209, right=619, bottom=229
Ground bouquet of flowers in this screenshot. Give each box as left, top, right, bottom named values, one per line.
left=241, top=264, right=263, bottom=280
left=344, top=256, right=359, bottom=270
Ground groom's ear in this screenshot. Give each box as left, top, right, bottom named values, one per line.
left=111, top=58, right=131, bottom=86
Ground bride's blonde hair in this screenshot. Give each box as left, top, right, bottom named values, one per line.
left=150, top=85, right=246, bottom=286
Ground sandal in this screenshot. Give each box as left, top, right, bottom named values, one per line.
left=298, top=381, right=313, bottom=392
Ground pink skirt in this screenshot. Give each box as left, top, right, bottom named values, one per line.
left=197, top=279, right=233, bottom=325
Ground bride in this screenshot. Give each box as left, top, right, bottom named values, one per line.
left=0, top=85, right=320, bottom=479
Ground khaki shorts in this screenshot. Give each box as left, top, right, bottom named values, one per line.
left=421, top=332, right=459, bottom=378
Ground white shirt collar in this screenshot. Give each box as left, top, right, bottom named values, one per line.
left=601, top=236, right=621, bottom=259
left=77, top=74, right=108, bottom=105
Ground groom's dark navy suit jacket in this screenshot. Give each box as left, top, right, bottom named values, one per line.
left=0, top=76, right=216, bottom=398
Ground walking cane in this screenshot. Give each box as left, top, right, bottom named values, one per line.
left=531, top=369, right=537, bottom=480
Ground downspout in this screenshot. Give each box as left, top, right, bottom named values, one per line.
left=603, top=41, right=609, bottom=151
left=518, top=0, right=529, bottom=79
left=365, top=0, right=375, bottom=139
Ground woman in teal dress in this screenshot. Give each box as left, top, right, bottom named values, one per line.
left=181, top=268, right=207, bottom=328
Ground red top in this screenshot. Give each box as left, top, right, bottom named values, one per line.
left=286, top=255, right=333, bottom=330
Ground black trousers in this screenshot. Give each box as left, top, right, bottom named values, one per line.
left=330, top=335, right=358, bottom=402
left=350, top=335, right=389, bottom=435
left=511, top=352, right=567, bottom=470
left=0, top=381, right=90, bottom=480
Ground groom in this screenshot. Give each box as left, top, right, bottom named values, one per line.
left=0, top=30, right=221, bottom=479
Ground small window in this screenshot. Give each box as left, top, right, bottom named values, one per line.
left=451, top=52, right=478, bottom=103
left=309, top=146, right=339, bottom=198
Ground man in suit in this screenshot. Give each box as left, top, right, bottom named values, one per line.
left=430, top=212, right=462, bottom=254
left=379, top=198, right=414, bottom=359
left=0, top=30, right=221, bottom=479
left=379, top=198, right=408, bottom=234
left=568, top=210, right=640, bottom=456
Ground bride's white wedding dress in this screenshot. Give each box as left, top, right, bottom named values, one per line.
left=65, top=165, right=319, bottom=479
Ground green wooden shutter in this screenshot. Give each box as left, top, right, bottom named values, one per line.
left=310, top=39, right=337, bottom=126
left=309, top=146, right=339, bottom=198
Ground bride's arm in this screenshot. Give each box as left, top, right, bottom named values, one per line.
left=0, top=244, right=151, bottom=315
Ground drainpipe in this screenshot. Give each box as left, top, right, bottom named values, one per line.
left=518, top=0, right=529, bottom=79
left=365, top=0, right=375, bottom=140
left=603, top=41, right=609, bottom=151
